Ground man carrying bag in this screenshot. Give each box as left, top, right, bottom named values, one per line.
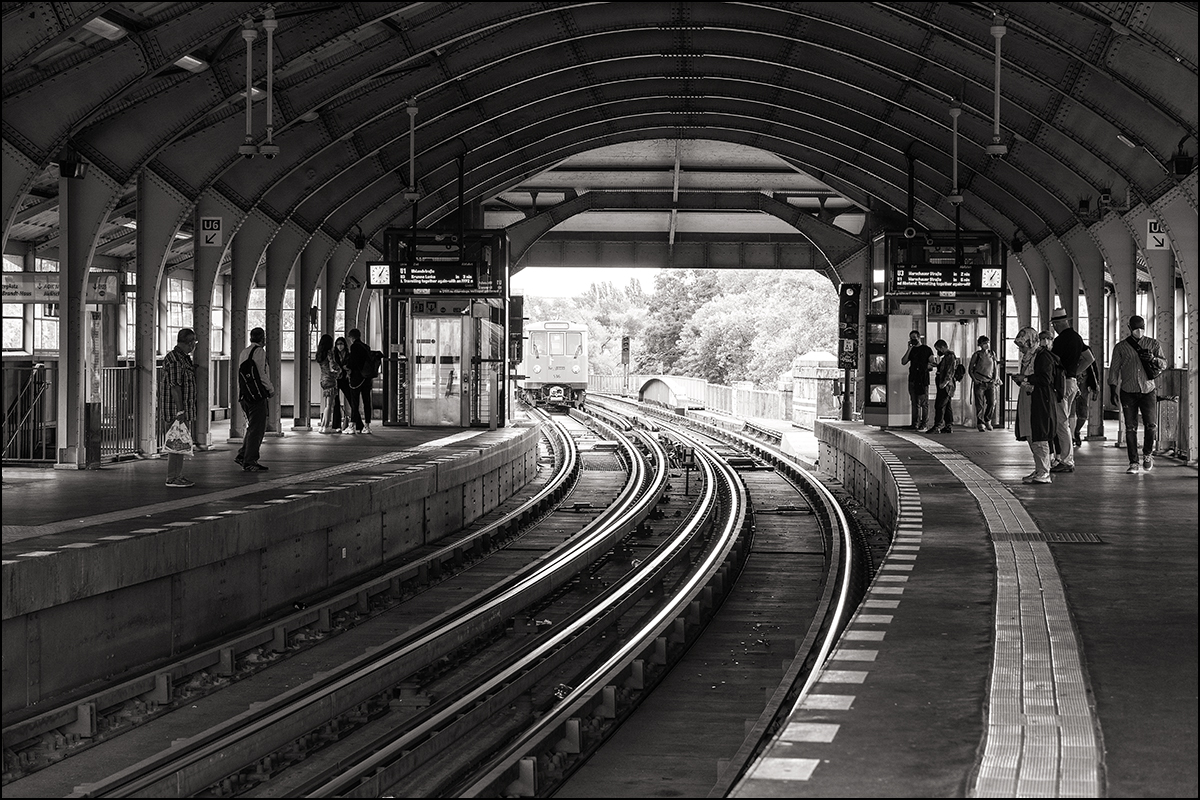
left=235, top=327, right=274, bottom=472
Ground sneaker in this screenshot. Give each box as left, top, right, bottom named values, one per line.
left=1050, top=462, right=1075, bottom=473
left=243, top=463, right=268, bottom=472
left=985, top=422, right=994, bottom=431
left=362, top=425, right=372, bottom=434
left=166, top=477, right=195, bottom=488
left=234, top=455, right=244, bottom=465
left=943, top=427, right=952, bottom=434
left=977, top=423, right=985, bottom=431
left=1126, top=463, right=1140, bottom=474
left=1142, top=455, right=1153, bottom=471
left=1030, top=474, right=1052, bottom=484
left=915, top=426, right=931, bottom=433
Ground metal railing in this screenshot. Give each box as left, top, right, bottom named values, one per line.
left=2, top=363, right=56, bottom=462
left=100, top=365, right=138, bottom=460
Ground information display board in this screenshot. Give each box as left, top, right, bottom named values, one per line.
left=368, top=262, right=477, bottom=294
left=370, top=229, right=505, bottom=296
left=881, top=231, right=1003, bottom=297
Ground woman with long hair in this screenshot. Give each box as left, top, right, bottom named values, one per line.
left=315, top=334, right=342, bottom=433
left=332, top=336, right=357, bottom=433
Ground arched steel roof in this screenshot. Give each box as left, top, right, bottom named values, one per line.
left=2, top=2, right=1196, bottom=289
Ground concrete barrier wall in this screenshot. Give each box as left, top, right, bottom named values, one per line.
left=1, top=426, right=541, bottom=712
left=814, top=420, right=900, bottom=534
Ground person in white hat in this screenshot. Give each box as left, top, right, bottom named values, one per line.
left=1048, top=307, right=1085, bottom=472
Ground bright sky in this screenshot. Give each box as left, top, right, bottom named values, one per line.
left=510, top=267, right=661, bottom=298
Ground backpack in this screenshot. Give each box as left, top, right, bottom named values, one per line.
left=1128, top=337, right=1163, bottom=380
left=970, top=349, right=995, bottom=382
left=953, top=362, right=966, bottom=382
left=238, top=345, right=270, bottom=402
left=362, top=349, right=383, bottom=380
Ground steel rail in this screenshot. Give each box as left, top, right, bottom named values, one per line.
left=77, top=412, right=663, bottom=799
left=303, top=426, right=690, bottom=797
left=598, top=394, right=862, bottom=797
left=458, top=414, right=749, bottom=798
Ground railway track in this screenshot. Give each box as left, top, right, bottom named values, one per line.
left=9, top=401, right=873, bottom=799
left=10, top=408, right=678, bottom=798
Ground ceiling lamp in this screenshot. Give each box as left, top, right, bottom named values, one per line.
left=174, top=54, right=208, bottom=73
left=239, top=19, right=259, bottom=158
left=948, top=102, right=964, bottom=205
left=82, top=17, right=127, bottom=41
left=986, top=17, right=1008, bottom=160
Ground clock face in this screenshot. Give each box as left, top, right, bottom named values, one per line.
left=981, top=267, right=1002, bottom=289
left=369, top=263, right=390, bottom=286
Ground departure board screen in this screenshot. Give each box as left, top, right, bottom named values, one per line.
left=368, top=261, right=478, bottom=294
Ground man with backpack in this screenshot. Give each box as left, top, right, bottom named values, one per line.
left=235, top=327, right=274, bottom=472
left=968, top=335, right=999, bottom=431
left=345, top=328, right=379, bottom=434
left=1108, top=315, right=1167, bottom=474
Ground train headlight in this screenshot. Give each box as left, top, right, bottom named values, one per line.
left=572, top=365, right=580, bottom=374
left=533, top=364, right=541, bottom=374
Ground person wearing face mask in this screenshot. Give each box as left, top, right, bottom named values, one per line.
left=160, top=327, right=198, bottom=487
left=900, top=330, right=934, bottom=431
left=1107, top=315, right=1167, bottom=474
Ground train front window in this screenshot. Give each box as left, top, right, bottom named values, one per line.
left=549, top=332, right=565, bottom=356
left=566, top=332, right=582, bottom=357
left=530, top=331, right=547, bottom=357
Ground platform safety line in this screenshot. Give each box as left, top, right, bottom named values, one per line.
left=733, top=445, right=923, bottom=792
left=2, top=442, right=482, bottom=547
left=891, top=434, right=1101, bottom=799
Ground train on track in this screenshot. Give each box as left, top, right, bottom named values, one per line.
left=520, top=320, right=588, bottom=410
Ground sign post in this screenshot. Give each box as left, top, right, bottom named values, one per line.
left=199, top=217, right=223, bottom=248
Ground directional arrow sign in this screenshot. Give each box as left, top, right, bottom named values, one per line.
left=1146, top=219, right=1169, bottom=250
left=199, top=216, right=223, bottom=248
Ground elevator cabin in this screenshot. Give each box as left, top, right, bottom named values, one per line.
left=866, top=231, right=1006, bottom=429
left=371, top=229, right=509, bottom=428
left=382, top=296, right=507, bottom=427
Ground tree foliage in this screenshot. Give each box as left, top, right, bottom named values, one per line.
left=520, top=269, right=837, bottom=387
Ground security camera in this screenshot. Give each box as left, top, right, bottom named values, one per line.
left=985, top=143, right=1008, bottom=159
left=259, top=144, right=279, bottom=160
left=238, top=144, right=257, bottom=159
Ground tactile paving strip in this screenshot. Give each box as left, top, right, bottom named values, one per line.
left=893, top=434, right=1101, bottom=798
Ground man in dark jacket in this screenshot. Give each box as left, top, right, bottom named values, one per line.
left=900, top=330, right=934, bottom=430
left=345, top=328, right=373, bottom=433
left=1049, top=308, right=1084, bottom=472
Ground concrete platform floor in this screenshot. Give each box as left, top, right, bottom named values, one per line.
left=734, top=419, right=1196, bottom=798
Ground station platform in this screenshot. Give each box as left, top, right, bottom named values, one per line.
left=2, top=421, right=517, bottom=545
left=2, top=420, right=542, bottom=721
left=730, top=418, right=1198, bottom=798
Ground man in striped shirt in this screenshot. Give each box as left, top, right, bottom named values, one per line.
left=160, top=327, right=197, bottom=487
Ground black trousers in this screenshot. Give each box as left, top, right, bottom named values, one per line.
left=237, top=397, right=268, bottom=465
left=908, top=382, right=929, bottom=428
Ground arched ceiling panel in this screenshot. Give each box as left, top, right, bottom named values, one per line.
left=3, top=2, right=1194, bottom=276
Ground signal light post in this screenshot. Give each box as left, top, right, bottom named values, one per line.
left=622, top=335, right=630, bottom=395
